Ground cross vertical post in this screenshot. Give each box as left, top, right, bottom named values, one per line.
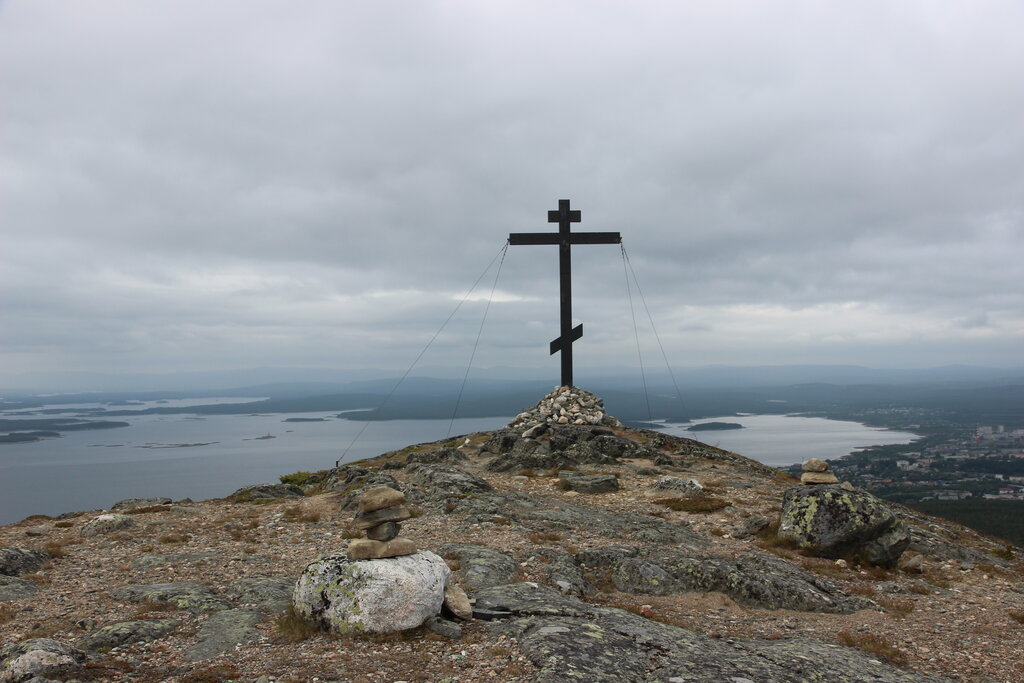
left=509, top=199, right=621, bottom=387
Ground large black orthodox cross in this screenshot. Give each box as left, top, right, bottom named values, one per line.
left=509, top=199, right=621, bottom=387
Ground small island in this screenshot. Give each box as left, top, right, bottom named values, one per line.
left=687, top=421, right=744, bottom=432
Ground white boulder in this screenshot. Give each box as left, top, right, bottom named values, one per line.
left=80, top=513, right=135, bottom=537
left=292, top=551, right=450, bottom=634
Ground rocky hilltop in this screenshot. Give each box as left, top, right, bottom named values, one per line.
left=2, top=387, right=1023, bottom=682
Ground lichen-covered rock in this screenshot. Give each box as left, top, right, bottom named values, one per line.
left=111, top=497, right=172, bottom=510
left=533, top=548, right=593, bottom=596
left=130, top=553, right=219, bottom=570
left=405, top=463, right=494, bottom=496
left=184, top=609, right=262, bottom=661
left=225, top=576, right=295, bottom=612
left=438, top=543, right=519, bottom=590
left=76, top=619, right=178, bottom=652
left=406, top=447, right=468, bottom=465
left=611, top=550, right=875, bottom=613
left=650, top=475, right=704, bottom=495
left=292, top=551, right=449, bottom=634
left=557, top=473, right=619, bottom=494
left=79, top=513, right=135, bottom=537
left=227, top=483, right=305, bottom=503
left=0, top=638, right=86, bottom=683
left=0, top=548, right=49, bottom=577
left=778, top=485, right=910, bottom=567
left=0, top=576, right=38, bottom=601
left=472, top=583, right=945, bottom=683
left=108, top=582, right=231, bottom=612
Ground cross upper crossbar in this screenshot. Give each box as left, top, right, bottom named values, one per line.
left=508, top=199, right=621, bottom=387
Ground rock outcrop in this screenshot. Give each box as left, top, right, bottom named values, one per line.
left=778, top=485, right=911, bottom=567
left=0, top=638, right=86, bottom=683
left=79, top=513, right=135, bottom=537
left=0, top=547, right=49, bottom=576
left=471, top=583, right=946, bottom=682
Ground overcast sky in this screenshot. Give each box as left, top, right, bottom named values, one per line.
left=2, top=1, right=1023, bottom=387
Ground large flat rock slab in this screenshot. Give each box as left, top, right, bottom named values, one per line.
left=185, top=608, right=262, bottom=661
left=474, top=583, right=949, bottom=683
left=108, top=582, right=231, bottom=612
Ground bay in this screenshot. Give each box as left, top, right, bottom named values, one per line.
left=0, top=407, right=507, bottom=525
left=660, top=414, right=919, bottom=467
left=1, top=402, right=920, bottom=525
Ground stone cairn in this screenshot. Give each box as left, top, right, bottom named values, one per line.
left=800, top=458, right=839, bottom=485
left=508, top=385, right=620, bottom=437
left=347, top=486, right=417, bottom=560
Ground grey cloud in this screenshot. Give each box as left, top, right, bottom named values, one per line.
left=2, top=1, right=1023, bottom=378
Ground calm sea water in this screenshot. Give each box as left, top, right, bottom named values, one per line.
left=0, top=402, right=918, bottom=525
left=0, top=405, right=507, bottom=525
left=659, top=414, right=919, bottom=466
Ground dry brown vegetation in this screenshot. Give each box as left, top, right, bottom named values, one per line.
left=652, top=495, right=731, bottom=513
left=836, top=630, right=908, bottom=667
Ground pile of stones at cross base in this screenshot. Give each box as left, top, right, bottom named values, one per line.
left=508, top=385, right=618, bottom=436
left=288, top=386, right=919, bottom=638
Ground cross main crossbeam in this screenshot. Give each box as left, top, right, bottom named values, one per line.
left=509, top=199, right=621, bottom=387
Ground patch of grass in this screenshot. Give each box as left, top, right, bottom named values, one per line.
left=340, top=526, right=362, bottom=539
left=180, top=664, right=243, bottom=683
left=0, top=604, right=15, bottom=625
left=490, top=516, right=513, bottom=526
left=75, top=657, right=134, bottom=681
left=992, top=545, right=1016, bottom=561
left=275, top=605, right=319, bottom=643
left=528, top=531, right=563, bottom=545
left=553, top=479, right=572, bottom=491
left=444, top=558, right=462, bottom=572
left=907, top=582, right=932, bottom=595
left=652, top=495, right=731, bottom=513
left=862, top=564, right=895, bottom=580
left=25, top=617, right=65, bottom=639
left=53, top=520, right=75, bottom=528
left=847, top=583, right=877, bottom=598
left=1008, top=609, right=1024, bottom=625
left=282, top=506, right=321, bottom=524
left=922, top=571, right=952, bottom=589
left=773, top=471, right=800, bottom=484
left=124, top=505, right=172, bottom=515
left=798, top=556, right=850, bottom=580
left=43, top=540, right=69, bottom=559
left=133, top=600, right=178, bottom=618
left=836, top=631, right=907, bottom=667
left=157, top=532, right=190, bottom=544
left=23, top=572, right=52, bottom=587
left=279, top=470, right=318, bottom=486
left=876, top=596, right=915, bottom=617
left=22, top=514, right=54, bottom=522
left=515, top=468, right=537, bottom=477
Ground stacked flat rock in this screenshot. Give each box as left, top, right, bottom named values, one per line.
left=347, top=486, right=417, bottom=560
left=507, top=385, right=620, bottom=435
left=801, top=458, right=839, bottom=485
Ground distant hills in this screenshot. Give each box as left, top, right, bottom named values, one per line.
left=3, top=363, right=1022, bottom=394
left=3, top=365, right=1023, bottom=429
